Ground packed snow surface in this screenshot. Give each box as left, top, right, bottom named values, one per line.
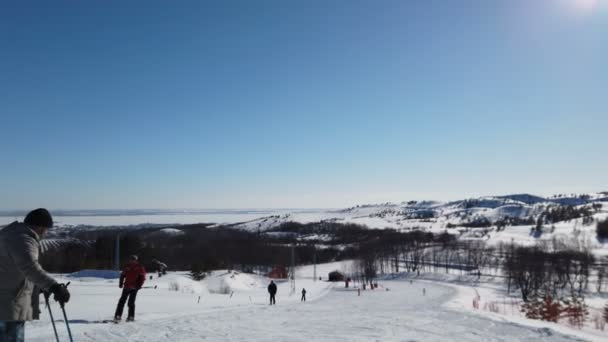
left=26, top=265, right=593, bottom=342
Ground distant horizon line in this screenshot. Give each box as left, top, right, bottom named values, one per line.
left=2, top=190, right=606, bottom=215
left=0, top=208, right=336, bottom=214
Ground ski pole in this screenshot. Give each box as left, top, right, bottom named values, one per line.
left=60, top=282, right=74, bottom=342
left=60, top=303, right=74, bottom=342
left=44, top=293, right=60, bottom=342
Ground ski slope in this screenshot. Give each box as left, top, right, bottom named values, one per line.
left=26, top=269, right=590, bottom=341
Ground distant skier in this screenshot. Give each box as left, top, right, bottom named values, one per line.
left=0, top=209, right=70, bottom=342
left=152, top=258, right=168, bottom=276
left=114, top=255, right=146, bottom=322
left=301, top=288, right=307, bottom=302
left=423, top=288, right=426, bottom=296
left=267, top=280, right=277, bottom=305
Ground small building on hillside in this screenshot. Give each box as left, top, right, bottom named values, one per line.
left=328, top=270, right=345, bottom=282
left=268, top=265, right=288, bottom=279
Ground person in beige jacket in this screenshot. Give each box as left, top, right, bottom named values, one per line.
left=0, top=208, right=70, bottom=342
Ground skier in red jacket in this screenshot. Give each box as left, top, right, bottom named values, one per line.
left=114, top=255, right=146, bottom=322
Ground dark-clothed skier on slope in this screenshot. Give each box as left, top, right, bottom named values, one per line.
left=267, top=280, right=277, bottom=305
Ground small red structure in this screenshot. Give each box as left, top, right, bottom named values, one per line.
left=328, top=271, right=345, bottom=282
left=268, top=265, right=288, bottom=279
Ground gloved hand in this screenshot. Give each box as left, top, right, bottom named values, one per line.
left=49, top=283, right=70, bottom=304
left=119, top=282, right=123, bottom=289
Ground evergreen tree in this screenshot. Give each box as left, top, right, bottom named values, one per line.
left=190, top=263, right=206, bottom=281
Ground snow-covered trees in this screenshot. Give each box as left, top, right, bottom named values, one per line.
left=562, top=296, right=589, bottom=329
left=520, top=294, right=589, bottom=328
left=542, top=205, right=593, bottom=225
left=521, top=295, right=562, bottom=322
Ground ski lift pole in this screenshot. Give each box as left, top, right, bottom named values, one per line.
left=44, top=293, right=60, bottom=342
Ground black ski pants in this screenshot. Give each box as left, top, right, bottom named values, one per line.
left=115, top=288, right=139, bottom=318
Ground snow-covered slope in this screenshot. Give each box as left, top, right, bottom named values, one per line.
left=25, top=264, right=598, bottom=342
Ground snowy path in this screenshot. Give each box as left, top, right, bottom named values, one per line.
left=27, top=279, right=587, bottom=341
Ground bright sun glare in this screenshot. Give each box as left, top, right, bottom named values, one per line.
left=572, top=0, right=599, bottom=11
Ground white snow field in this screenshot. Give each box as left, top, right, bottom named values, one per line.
left=0, top=209, right=327, bottom=227
left=26, top=265, right=592, bottom=342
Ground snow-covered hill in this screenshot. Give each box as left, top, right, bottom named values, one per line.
left=230, top=192, right=608, bottom=257
left=232, top=192, right=608, bottom=232
left=3, top=192, right=606, bottom=257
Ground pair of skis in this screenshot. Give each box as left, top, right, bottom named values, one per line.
left=101, top=317, right=136, bottom=324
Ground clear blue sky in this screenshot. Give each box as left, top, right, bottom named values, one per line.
left=1, top=0, right=606, bottom=209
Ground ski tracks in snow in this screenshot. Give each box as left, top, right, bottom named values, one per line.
left=28, top=281, right=588, bottom=341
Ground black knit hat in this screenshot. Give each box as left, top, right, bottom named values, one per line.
left=24, top=208, right=53, bottom=228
